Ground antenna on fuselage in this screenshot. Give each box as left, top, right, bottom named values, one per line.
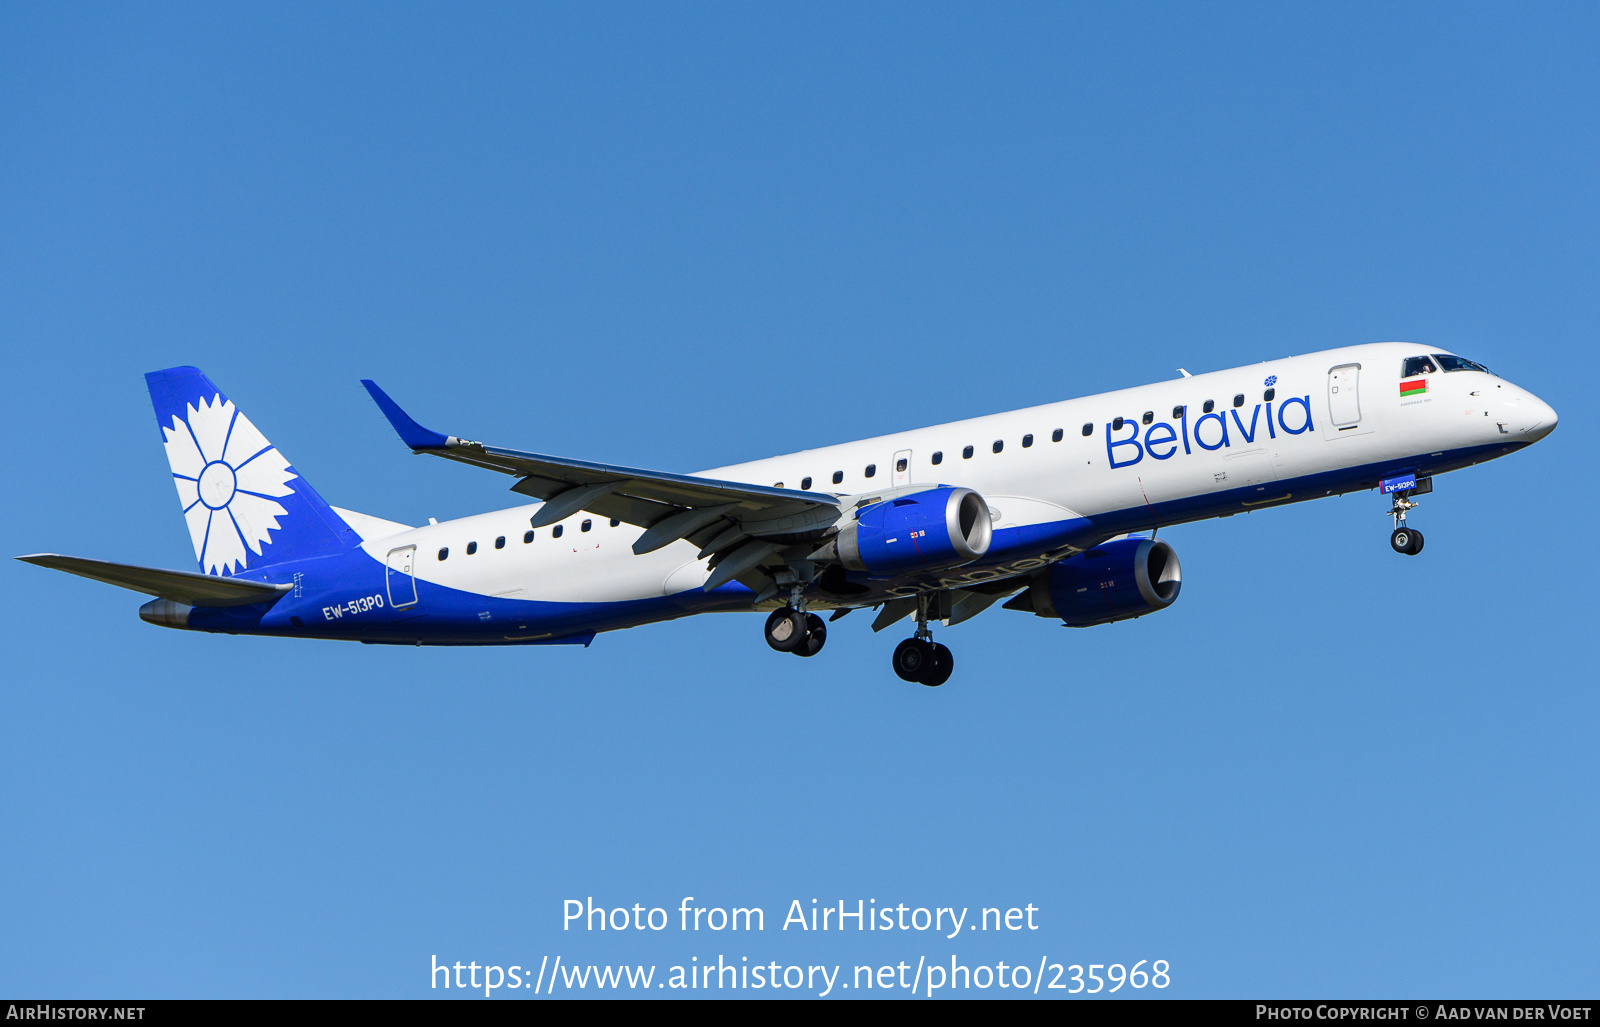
left=1177, top=368, right=1192, bottom=377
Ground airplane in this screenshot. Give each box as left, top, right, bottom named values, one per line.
left=18, top=343, right=1556, bottom=686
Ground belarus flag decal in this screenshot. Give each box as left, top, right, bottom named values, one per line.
left=1400, top=378, right=1428, bottom=397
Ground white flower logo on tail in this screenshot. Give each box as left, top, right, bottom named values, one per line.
left=161, top=395, right=297, bottom=574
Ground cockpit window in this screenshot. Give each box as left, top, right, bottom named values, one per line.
left=1433, top=354, right=1494, bottom=375
left=1401, top=356, right=1439, bottom=377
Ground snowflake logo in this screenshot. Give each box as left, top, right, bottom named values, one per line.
left=1264, top=375, right=1278, bottom=387
left=160, top=395, right=297, bottom=574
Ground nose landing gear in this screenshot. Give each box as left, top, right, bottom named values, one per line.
left=1388, top=489, right=1424, bottom=555
left=1390, top=527, right=1424, bottom=555
left=891, top=594, right=954, bottom=686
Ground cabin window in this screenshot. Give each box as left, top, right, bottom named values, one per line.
left=1402, top=355, right=1440, bottom=377
left=494, top=536, right=505, bottom=549
left=864, top=464, right=876, bottom=478
left=1233, top=394, right=1245, bottom=407
left=1142, top=411, right=1154, bottom=425
left=1053, top=428, right=1064, bottom=442
left=1203, top=400, right=1215, bottom=413
left=896, top=457, right=907, bottom=472
left=931, top=451, right=943, bottom=465
left=552, top=524, right=564, bottom=538
left=992, top=440, right=1003, bottom=454
left=1112, top=417, right=1124, bottom=431
left=1263, top=388, right=1275, bottom=402
left=581, top=519, right=592, bottom=532
left=610, top=519, right=620, bottom=527
left=523, top=531, right=534, bottom=543
left=466, top=541, right=478, bottom=555
left=774, top=482, right=783, bottom=488
left=1022, top=434, right=1033, bottom=448
left=962, top=445, right=974, bottom=459
left=1172, top=405, right=1184, bottom=419
left=1079, top=424, right=1091, bottom=437
left=801, top=477, right=812, bottom=490
left=832, top=470, right=843, bottom=484
left=438, top=547, right=449, bottom=561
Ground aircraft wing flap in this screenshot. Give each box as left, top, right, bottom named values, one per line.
left=17, top=554, right=292, bottom=607
left=581, top=492, right=681, bottom=530
left=362, top=380, right=840, bottom=530
left=476, top=442, right=828, bottom=517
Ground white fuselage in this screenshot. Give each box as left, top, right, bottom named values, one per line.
left=357, top=343, right=1556, bottom=608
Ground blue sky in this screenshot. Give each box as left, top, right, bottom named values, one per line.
left=2, top=2, right=1596, bottom=998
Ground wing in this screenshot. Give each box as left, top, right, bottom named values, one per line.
left=361, top=381, right=843, bottom=584
left=17, top=554, right=293, bottom=607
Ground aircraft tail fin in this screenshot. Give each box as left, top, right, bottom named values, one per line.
left=145, top=366, right=356, bottom=575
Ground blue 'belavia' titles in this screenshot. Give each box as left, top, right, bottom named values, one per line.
left=19, top=343, right=1556, bottom=685
left=1103, top=388, right=1317, bottom=468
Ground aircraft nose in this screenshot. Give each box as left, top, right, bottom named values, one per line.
left=1523, top=395, right=1558, bottom=442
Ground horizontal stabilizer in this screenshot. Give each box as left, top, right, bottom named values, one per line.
left=16, top=554, right=293, bottom=608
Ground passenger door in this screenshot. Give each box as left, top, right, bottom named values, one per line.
left=1322, top=362, right=1376, bottom=440
left=1327, top=364, right=1362, bottom=429
left=386, top=545, right=422, bottom=619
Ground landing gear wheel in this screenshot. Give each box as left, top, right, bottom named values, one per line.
left=893, top=638, right=931, bottom=682
left=892, top=638, right=952, bottom=685
left=1390, top=528, right=1424, bottom=555
left=765, top=608, right=807, bottom=652
left=794, top=613, right=827, bottom=657
left=921, top=643, right=954, bottom=687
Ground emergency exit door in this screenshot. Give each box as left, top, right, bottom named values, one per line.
left=893, top=450, right=912, bottom=486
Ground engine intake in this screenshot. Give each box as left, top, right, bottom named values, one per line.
left=824, top=487, right=993, bottom=577
left=1008, top=537, right=1181, bottom=627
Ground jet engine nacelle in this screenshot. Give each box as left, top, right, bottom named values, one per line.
left=823, top=487, right=993, bottom=577
left=1010, top=537, right=1182, bottom=627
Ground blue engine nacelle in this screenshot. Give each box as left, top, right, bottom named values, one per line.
left=1007, top=537, right=1182, bottom=627
left=826, top=487, right=993, bottom=577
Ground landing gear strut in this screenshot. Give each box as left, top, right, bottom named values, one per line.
left=892, top=594, right=953, bottom=687
left=1388, top=490, right=1424, bottom=556
left=764, top=584, right=826, bottom=656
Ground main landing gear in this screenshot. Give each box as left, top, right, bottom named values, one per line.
left=762, top=586, right=956, bottom=685
left=764, top=585, right=826, bottom=657
left=892, top=594, right=953, bottom=687
left=1388, top=490, right=1424, bottom=556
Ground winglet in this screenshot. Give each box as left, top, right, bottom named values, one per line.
left=361, top=380, right=453, bottom=450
